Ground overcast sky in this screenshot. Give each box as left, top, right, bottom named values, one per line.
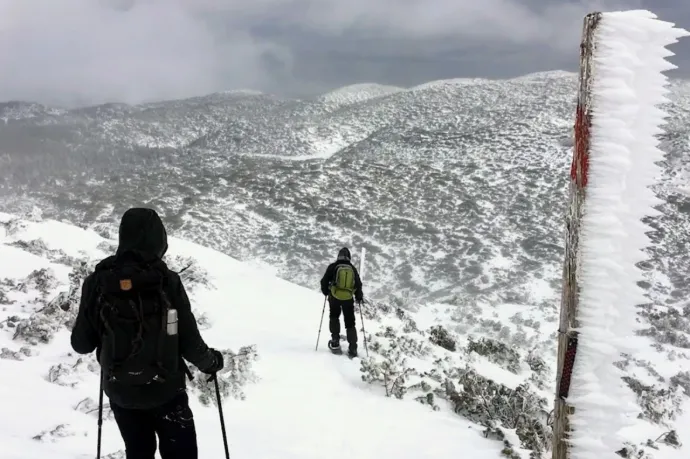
left=0, top=0, right=689, bottom=107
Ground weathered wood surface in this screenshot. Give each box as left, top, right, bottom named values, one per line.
left=552, top=11, right=601, bottom=459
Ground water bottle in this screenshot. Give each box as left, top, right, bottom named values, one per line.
left=162, top=309, right=179, bottom=375
left=167, top=309, right=178, bottom=335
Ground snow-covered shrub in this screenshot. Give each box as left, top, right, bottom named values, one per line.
left=616, top=442, right=654, bottom=459
left=1, top=217, right=28, bottom=236
left=360, top=320, right=440, bottom=400
left=525, top=350, right=546, bottom=374
left=7, top=238, right=50, bottom=256
left=11, top=263, right=86, bottom=345
left=165, top=255, right=211, bottom=292
left=659, top=430, right=681, bottom=448
left=616, top=430, right=681, bottom=459
left=0, top=314, right=21, bottom=330
left=90, top=222, right=116, bottom=239
left=360, top=348, right=417, bottom=399
left=0, top=268, right=59, bottom=301
left=13, top=305, right=64, bottom=344
left=19, top=268, right=60, bottom=299
left=356, top=299, right=553, bottom=456
left=96, top=240, right=117, bottom=254
left=32, top=424, right=73, bottom=442
left=0, top=287, right=12, bottom=305
left=188, top=345, right=259, bottom=405
left=637, top=306, right=690, bottom=349
left=466, top=337, right=521, bottom=374
left=381, top=326, right=432, bottom=357
left=6, top=239, right=81, bottom=267
left=47, top=355, right=99, bottom=388
left=510, top=312, right=542, bottom=332
left=615, top=355, right=666, bottom=383
left=622, top=376, right=684, bottom=425
left=428, top=325, right=456, bottom=351
left=75, top=396, right=114, bottom=421
left=1, top=347, right=23, bottom=360
left=442, top=368, right=550, bottom=454
left=669, top=371, right=690, bottom=396
left=525, top=347, right=549, bottom=390
left=359, top=332, right=419, bottom=396
left=393, top=306, right=420, bottom=333
left=358, top=298, right=388, bottom=321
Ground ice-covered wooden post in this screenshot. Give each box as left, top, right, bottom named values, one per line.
left=552, top=10, right=688, bottom=459
left=359, top=247, right=367, bottom=282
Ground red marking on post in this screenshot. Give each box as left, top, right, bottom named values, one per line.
left=558, top=336, right=579, bottom=398
left=571, top=104, right=590, bottom=187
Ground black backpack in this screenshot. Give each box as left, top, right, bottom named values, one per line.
left=95, top=256, right=179, bottom=386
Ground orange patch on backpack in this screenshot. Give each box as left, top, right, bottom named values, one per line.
left=120, top=279, right=133, bottom=291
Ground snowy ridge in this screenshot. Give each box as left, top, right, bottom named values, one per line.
left=318, top=83, right=404, bottom=108
left=569, top=11, right=690, bottom=459
left=0, top=101, right=68, bottom=124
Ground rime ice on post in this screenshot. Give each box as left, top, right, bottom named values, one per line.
left=553, top=10, right=689, bottom=459
left=360, top=247, right=367, bottom=282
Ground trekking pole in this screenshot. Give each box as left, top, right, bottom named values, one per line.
left=96, top=369, right=104, bottom=459
left=208, top=374, right=230, bottom=459
left=315, top=296, right=327, bottom=351
left=358, top=301, right=369, bottom=357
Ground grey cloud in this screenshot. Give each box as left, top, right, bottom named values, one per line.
left=0, top=0, right=688, bottom=107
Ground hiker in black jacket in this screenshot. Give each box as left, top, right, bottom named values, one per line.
left=70, top=208, right=224, bottom=459
left=320, top=247, right=363, bottom=357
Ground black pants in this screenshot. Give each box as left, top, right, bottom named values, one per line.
left=110, top=391, right=198, bottom=459
left=329, top=298, right=357, bottom=350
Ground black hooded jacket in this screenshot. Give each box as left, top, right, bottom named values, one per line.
left=70, top=208, right=216, bottom=409
left=320, top=248, right=363, bottom=302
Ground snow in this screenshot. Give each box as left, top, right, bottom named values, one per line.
left=319, top=83, right=403, bottom=107
left=0, top=213, right=502, bottom=459
left=568, top=10, right=690, bottom=459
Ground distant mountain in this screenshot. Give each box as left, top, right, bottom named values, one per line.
left=1, top=69, right=690, bottom=458
left=1, top=71, right=687, bottom=309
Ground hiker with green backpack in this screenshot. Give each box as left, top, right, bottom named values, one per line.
left=320, top=247, right=364, bottom=357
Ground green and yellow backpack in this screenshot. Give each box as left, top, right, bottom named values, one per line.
left=330, top=264, right=356, bottom=301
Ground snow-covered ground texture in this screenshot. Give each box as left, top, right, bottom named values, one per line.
left=1, top=70, right=689, bottom=309
left=0, top=212, right=510, bottom=459
left=1, top=212, right=689, bottom=459
left=567, top=11, right=690, bottom=459
left=0, top=69, right=689, bottom=458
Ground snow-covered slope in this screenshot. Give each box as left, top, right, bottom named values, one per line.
left=2, top=210, right=689, bottom=459
left=0, top=212, right=505, bottom=459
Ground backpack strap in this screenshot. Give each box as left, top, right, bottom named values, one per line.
left=153, top=286, right=173, bottom=382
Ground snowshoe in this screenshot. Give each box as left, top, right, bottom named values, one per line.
left=328, top=339, right=342, bottom=354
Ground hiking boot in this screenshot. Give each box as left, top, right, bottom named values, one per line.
left=346, top=327, right=358, bottom=356
left=328, top=339, right=340, bottom=350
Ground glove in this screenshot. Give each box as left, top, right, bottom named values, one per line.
left=201, top=349, right=224, bottom=375
left=355, top=293, right=363, bottom=304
